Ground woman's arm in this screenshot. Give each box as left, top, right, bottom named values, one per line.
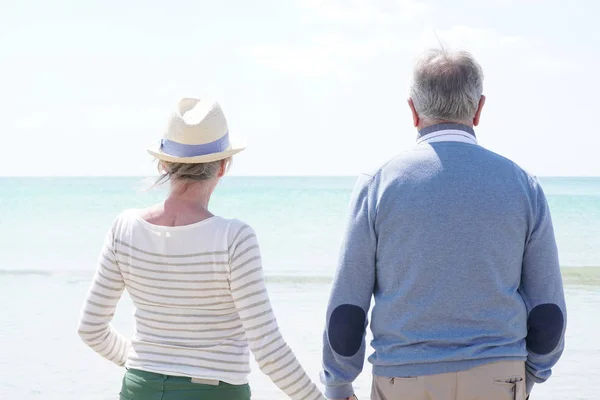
left=228, top=224, right=325, bottom=400
left=77, top=226, right=129, bottom=366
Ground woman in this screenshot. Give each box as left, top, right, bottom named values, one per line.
left=78, top=98, right=326, bottom=400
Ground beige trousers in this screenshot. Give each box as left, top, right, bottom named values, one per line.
left=371, top=361, right=527, bottom=400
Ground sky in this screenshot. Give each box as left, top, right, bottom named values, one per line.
left=1, top=0, right=599, bottom=177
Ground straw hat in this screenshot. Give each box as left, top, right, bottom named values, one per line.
left=147, top=98, right=246, bottom=163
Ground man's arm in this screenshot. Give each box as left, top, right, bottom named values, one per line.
left=520, top=179, right=567, bottom=396
left=321, top=174, right=377, bottom=399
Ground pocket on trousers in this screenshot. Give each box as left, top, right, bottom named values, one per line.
left=493, top=377, right=525, bottom=400
left=390, top=377, right=418, bottom=383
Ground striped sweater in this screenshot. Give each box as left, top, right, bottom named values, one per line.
left=78, top=210, right=324, bottom=400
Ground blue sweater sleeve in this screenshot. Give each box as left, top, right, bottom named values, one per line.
left=521, top=180, right=567, bottom=395
left=321, top=174, right=377, bottom=399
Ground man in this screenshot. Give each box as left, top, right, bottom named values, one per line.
left=321, top=49, right=566, bottom=400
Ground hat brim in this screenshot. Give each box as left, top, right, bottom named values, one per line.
left=146, top=136, right=246, bottom=163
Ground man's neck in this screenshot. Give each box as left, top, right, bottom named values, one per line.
left=417, top=119, right=473, bottom=132
left=416, top=122, right=477, bottom=143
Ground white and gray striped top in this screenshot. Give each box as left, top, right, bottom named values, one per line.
left=78, top=210, right=324, bottom=400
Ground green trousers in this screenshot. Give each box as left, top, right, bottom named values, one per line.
left=120, top=369, right=251, bottom=400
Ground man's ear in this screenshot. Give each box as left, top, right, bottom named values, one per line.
left=473, top=95, right=486, bottom=127
left=408, top=98, right=419, bottom=127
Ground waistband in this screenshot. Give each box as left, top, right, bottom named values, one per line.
left=126, top=368, right=237, bottom=388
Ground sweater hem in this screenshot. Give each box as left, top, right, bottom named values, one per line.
left=373, top=356, right=526, bottom=377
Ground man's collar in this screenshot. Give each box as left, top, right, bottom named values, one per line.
left=416, top=123, right=478, bottom=145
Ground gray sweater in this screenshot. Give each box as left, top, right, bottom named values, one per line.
left=321, top=124, right=566, bottom=399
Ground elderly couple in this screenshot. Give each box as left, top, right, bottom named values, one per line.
left=78, top=49, right=566, bottom=400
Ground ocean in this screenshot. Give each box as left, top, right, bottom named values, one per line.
left=1, top=176, right=599, bottom=399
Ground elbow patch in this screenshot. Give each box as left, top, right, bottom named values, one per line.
left=328, top=304, right=366, bottom=357
left=527, top=303, right=564, bottom=355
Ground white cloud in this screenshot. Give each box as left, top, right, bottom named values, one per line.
left=299, top=0, right=434, bottom=25
left=12, top=114, right=49, bottom=130
left=246, top=34, right=393, bottom=77
left=246, top=2, right=579, bottom=80
left=417, top=26, right=580, bottom=75
left=246, top=43, right=337, bottom=77
left=420, top=26, right=526, bottom=51
left=524, top=53, right=582, bottom=74
left=490, top=0, right=543, bottom=6
left=246, top=25, right=525, bottom=77
left=245, top=0, right=434, bottom=77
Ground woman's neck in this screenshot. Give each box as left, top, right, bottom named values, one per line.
left=140, top=179, right=218, bottom=227
left=167, top=179, right=217, bottom=210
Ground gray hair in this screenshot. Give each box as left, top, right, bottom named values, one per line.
left=154, top=159, right=229, bottom=186
left=409, top=49, right=484, bottom=122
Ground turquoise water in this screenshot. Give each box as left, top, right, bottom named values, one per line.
left=1, top=177, right=599, bottom=399
left=2, top=176, right=599, bottom=275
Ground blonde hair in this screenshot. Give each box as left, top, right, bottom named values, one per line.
left=154, top=158, right=231, bottom=186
